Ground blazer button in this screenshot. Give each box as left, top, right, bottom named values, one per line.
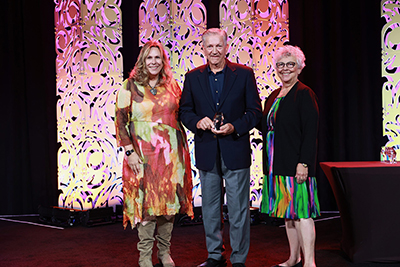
left=213, top=135, right=217, bottom=138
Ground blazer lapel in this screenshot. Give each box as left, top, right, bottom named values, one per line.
left=197, top=66, right=215, bottom=111
left=219, top=60, right=237, bottom=108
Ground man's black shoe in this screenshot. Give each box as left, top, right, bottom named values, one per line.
left=197, top=258, right=227, bottom=267
left=232, top=263, right=246, bottom=267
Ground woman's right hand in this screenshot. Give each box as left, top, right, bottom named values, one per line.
left=127, top=152, right=143, bottom=175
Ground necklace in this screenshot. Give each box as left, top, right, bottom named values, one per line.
left=149, top=84, right=157, bottom=96
left=149, top=78, right=159, bottom=96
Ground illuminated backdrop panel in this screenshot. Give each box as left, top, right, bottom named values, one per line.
left=381, top=0, right=400, bottom=156
left=138, top=0, right=288, bottom=207
left=220, top=0, right=289, bottom=206
left=139, top=0, right=208, bottom=206
left=55, top=0, right=123, bottom=210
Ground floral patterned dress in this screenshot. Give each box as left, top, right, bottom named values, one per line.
left=115, top=78, right=193, bottom=228
left=261, top=97, right=320, bottom=219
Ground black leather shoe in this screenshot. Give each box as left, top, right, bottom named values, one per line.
left=232, top=263, right=246, bottom=267
left=197, top=258, right=227, bottom=267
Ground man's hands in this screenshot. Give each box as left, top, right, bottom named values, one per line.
left=211, top=123, right=234, bottom=135
left=196, top=117, right=214, bottom=130
left=196, top=117, right=235, bottom=136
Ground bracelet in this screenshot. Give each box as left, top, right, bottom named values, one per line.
left=125, top=149, right=135, bottom=156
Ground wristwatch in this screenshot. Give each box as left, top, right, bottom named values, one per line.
left=301, top=163, right=308, bottom=168
left=125, top=149, right=135, bottom=156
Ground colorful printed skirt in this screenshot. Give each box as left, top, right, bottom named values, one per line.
left=261, top=174, right=320, bottom=219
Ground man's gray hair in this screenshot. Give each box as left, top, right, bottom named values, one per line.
left=202, top=28, right=228, bottom=46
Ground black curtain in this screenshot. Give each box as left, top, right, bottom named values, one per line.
left=289, top=1, right=383, bottom=209
left=0, top=0, right=58, bottom=214
left=0, top=0, right=383, bottom=214
left=121, top=0, right=141, bottom=79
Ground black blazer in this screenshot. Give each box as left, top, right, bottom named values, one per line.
left=258, top=81, right=319, bottom=176
left=179, top=60, right=262, bottom=171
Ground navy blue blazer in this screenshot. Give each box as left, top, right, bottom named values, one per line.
left=179, top=60, right=262, bottom=171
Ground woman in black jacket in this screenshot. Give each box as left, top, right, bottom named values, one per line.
left=260, top=45, right=320, bottom=267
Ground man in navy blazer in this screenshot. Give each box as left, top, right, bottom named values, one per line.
left=179, top=28, right=262, bottom=267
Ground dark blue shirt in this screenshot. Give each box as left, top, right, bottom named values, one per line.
left=208, top=65, right=226, bottom=109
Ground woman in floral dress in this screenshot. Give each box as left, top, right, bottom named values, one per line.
left=115, top=40, right=193, bottom=267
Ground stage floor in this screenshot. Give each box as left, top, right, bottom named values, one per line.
left=0, top=213, right=399, bottom=267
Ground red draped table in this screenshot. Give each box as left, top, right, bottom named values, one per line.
left=320, top=161, right=400, bottom=263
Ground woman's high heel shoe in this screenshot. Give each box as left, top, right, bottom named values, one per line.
left=271, top=260, right=302, bottom=267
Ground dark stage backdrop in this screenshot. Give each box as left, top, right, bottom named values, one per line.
left=289, top=2, right=383, bottom=209
left=1, top=1, right=58, bottom=215
left=0, top=0, right=382, bottom=214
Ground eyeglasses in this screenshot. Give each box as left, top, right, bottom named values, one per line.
left=276, top=61, right=296, bottom=69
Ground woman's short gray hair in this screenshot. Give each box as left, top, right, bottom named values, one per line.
left=273, top=45, right=306, bottom=70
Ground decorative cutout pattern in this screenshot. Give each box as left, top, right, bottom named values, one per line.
left=220, top=0, right=289, bottom=207
left=382, top=1, right=400, bottom=155
left=55, top=0, right=123, bottom=210
left=139, top=0, right=208, bottom=206
left=55, top=0, right=289, bottom=210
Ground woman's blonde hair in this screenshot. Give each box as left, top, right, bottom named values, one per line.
left=129, top=40, right=172, bottom=86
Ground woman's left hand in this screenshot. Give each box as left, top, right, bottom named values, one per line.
left=295, top=163, right=308, bottom=184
